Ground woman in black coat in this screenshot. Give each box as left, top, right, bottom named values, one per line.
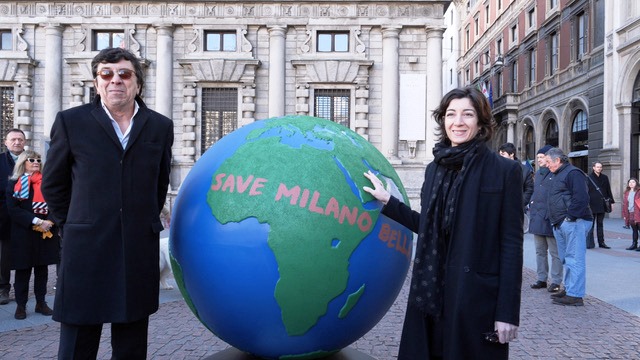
left=364, top=87, right=523, bottom=359
left=6, top=150, right=59, bottom=320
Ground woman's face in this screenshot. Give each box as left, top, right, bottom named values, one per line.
left=629, top=179, right=637, bottom=189
left=444, top=97, right=480, bottom=147
left=24, top=157, right=41, bottom=174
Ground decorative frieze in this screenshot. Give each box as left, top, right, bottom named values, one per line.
left=0, top=2, right=444, bottom=20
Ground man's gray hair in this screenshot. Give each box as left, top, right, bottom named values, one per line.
left=545, top=147, right=568, bottom=163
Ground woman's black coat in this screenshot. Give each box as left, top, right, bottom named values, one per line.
left=6, top=180, right=59, bottom=270
left=382, top=143, right=523, bottom=359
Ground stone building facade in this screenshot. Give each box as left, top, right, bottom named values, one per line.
left=454, top=0, right=640, bottom=216
left=0, top=1, right=451, bottom=206
left=604, top=0, right=640, bottom=208
left=457, top=0, right=604, bottom=170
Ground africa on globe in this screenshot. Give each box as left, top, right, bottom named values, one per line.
left=170, top=115, right=413, bottom=359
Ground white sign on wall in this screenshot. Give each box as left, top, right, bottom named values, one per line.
left=399, top=73, right=427, bottom=141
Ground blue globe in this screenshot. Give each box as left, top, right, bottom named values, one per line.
left=170, top=115, right=412, bottom=359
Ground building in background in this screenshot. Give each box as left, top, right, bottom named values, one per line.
left=457, top=0, right=605, bottom=172
left=604, top=0, right=640, bottom=202
left=0, top=1, right=452, bottom=207
left=442, top=3, right=461, bottom=93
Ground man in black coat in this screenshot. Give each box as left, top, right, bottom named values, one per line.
left=42, top=48, right=173, bottom=359
left=586, top=162, right=614, bottom=249
left=0, top=128, right=26, bottom=305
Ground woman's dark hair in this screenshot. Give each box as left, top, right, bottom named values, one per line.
left=432, top=87, right=496, bottom=144
left=91, top=47, right=144, bottom=94
left=627, top=178, right=639, bottom=192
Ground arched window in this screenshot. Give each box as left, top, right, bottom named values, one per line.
left=544, top=120, right=558, bottom=147
left=524, top=125, right=535, bottom=162
left=571, top=110, right=588, bottom=152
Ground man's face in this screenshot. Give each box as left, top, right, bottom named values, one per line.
left=593, top=162, right=603, bottom=175
left=499, top=150, right=514, bottom=160
left=93, top=59, right=140, bottom=112
left=536, top=153, right=547, bottom=168
left=4, top=131, right=25, bottom=155
left=546, top=156, right=561, bottom=173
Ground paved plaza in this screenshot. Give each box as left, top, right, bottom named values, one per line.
left=0, top=218, right=639, bottom=359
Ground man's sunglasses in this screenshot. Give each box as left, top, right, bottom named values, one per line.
left=96, top=68, right=135, bottom=81
left=27, top=158, right=42, bottom=163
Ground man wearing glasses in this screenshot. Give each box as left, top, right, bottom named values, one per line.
left=43, top=47, right=173, bottom=359
left=0, top=128, right=26, bottom=305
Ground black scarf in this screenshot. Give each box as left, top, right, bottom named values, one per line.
left=409, top=138, right=482, bottom=316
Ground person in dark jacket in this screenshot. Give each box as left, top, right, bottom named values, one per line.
left=6, top=150, right=59, bottom=320
left=527, top=145, right=563, bottom=293
left=586, top=162, right=614, bottom=249
left=42, top=48, right=173, bottom=359
left=364, top=87, right=523, bottom=359
left=545, top=148, right=593, bottom=307
left=498, top=142, right=534, bottom=209
left=0, top=128, right=25, bottom=305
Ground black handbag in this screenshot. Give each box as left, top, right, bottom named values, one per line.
left=603, top=197, right=612, bottom=213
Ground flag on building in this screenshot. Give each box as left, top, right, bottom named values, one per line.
left=488, top=81, right=494, bottom=109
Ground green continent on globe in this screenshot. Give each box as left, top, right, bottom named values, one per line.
left=207, top=116, right=403, bottom=336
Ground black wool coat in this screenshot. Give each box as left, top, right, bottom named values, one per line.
left=383, top=143, right=523, bottom=360
left=587, top=172, right=614, bottom=214
left=42, top=96, right=173, bottom=325
left=6, top=180, right=60, bottom=270
left=0, top=152, right=17, bottom=237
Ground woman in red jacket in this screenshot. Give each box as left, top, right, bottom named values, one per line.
left=621, top=178, right=640, bottom=251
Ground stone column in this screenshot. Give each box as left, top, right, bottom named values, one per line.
left=425, top=27, right=446, bottom=160
left=268, top=26, right=286, bottom=118
left=44, top=24, right=64, bottom=139
left=507, top=119, right=516, bottom=143
left=155, top=24, right=174, bottom=118
left=381, top=26, right=401, bottom=163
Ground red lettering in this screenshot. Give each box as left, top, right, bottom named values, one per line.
left=397, top=233, right=410, bottom=257
left=275, top=183, right=300, bottom=205
left=379, top=223, right=391, bottom=242
left=308, top=191, right=325, bottom=214
left=211, top=173, right=227, bottom=191
left=339, top=206, right=358, bottom=226
left=299, top=189, right=310, bottom=208
left=325, top=198, right=340, bottom=219
left=388, top=229, right=398, bottom=249
left=249, top=178, right=267, bottom=196
left=221, top=174, right=235, bottom=192
left=236, top=175, right=254, bottom=193
left=357, top=212, right=372, bottom=232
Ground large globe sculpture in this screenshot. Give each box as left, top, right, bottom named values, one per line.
left=170, top=115, right=413, bottom=359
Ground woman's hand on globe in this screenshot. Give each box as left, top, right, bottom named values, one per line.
left=363, top=170, right=391, bottom=205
